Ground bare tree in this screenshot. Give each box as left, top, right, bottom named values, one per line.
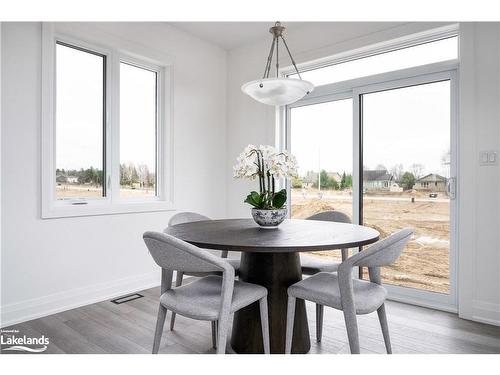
left=137, top=164, right=152, bottom=192
left=390, top=163, right=404, bottom=182
left=441, top=149, right=451, bottom=178
left=409, top=163, right=424, bottom=179
left=122, top=163, right=133, bottom=186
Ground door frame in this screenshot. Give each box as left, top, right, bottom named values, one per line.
left=284, top=62, right=459, bottom=312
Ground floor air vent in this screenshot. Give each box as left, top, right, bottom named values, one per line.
left=111, top=293, right=144, bottom=304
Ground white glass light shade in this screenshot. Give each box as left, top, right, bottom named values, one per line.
left=241, top=77, right=314, bottom=106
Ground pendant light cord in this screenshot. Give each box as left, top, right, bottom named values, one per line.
left=261, top=22, right=303, bottom=80
left=280, top=35, right=303, bottom=80
left=262, top=36, right=276, bottom=79
left=276, top=35, right=279, bottom=77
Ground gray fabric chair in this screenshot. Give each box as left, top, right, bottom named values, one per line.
left=302, top=211, right=352, bottom=274
left=143, top=231, right=270, bottom=354
left=165, top=212, right=241, bottom=340
left=286, top=228, right=413, bottom=354
left=301, top=210, right=351, bottom=342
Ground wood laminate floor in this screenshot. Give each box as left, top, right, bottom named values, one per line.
left=2, top=286, right=500, bottom=354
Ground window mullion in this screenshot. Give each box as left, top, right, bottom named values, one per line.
left=156, top=68, right=163, bottom=200
left=109, top=51, right=121, bottom=203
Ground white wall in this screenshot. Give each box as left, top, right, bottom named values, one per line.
left=225, top=22, right=500, bottom=325
left=458, top=23, right=500, bottom=325
left=0, top=22, right=227, bottom=327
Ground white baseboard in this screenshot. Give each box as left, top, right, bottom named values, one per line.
left=387, top=293, right=458, bottom=313
left=384, top=283, right=458, bottom=314
left=0, top=271, right=160, bottom=328
left=471, top=300, right=500, bottom=327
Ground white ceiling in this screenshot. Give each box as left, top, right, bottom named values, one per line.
left=170, top=22, right=317, bottom=50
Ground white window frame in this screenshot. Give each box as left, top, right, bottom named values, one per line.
left=282, top=24, right=459, bottom=86
left=281, top=26, right=459, bottom=312
left=41, top=23, right=174, bottom=218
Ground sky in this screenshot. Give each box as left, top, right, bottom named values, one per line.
left=363, top=81, right=450, bottom=178
left=56, top=44, right=104, bottom=171
left=291, top=99, right=353, bottom=175
left=291, top=81, right=451, bottom=179
left=56, top=44, right=156, bottom=172
left=119, top=63, right=157, bottom=171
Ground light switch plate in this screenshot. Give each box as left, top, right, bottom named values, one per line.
left=480, top=150, right=498, bottom=166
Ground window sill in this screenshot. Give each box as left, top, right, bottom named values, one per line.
left=41, top=200, right=175, bottom=219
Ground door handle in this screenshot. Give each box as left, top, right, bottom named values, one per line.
left=447, top=177, right=456, bottom=200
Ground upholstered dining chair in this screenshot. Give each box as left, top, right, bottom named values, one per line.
left=286, top=228, right=413, bottom=354
left=143, top=231, right=270, bottom=354
left=301, top=210, right=351, bottom=342
left=165, top=212, right=241, bottom=342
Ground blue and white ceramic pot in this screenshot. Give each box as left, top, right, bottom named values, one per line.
left=251, top=208, right=287, bottom=229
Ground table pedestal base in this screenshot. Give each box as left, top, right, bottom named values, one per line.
left=231, top=252, right=310, bottom=354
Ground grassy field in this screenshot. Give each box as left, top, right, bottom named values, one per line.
left=291, top=188, right=450, bottom=294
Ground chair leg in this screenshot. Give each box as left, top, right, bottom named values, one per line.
left=152, top=304, right=167, bottom=354
left=211, top=320, right=218, bottom=349
left=342, top=308, right=360, bottom=354
left=285, top=296, right=296, bottom=354
left=341, top=248, right=349, bottom=261
left=170, top=271, right=184, bottom=331
left=377, top=303, right=392, bottom=354
left=216, top=315, right=229, bottom=354
left=316, top=304, right=324, bottom=343
left=259, top=297, right=270, bottom=354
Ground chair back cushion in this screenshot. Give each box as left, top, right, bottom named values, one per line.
left=143, top=231, right=228, bottom=274
left=343, top=228, right=413, bottom=269
left=165, top=212, right=230, bottom=258
left=168, top=212, right=210, bottom=227
left=306, top=210, right=351, bottom=223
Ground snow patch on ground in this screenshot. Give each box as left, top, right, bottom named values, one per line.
left=415, top=236, right=449, bottom=245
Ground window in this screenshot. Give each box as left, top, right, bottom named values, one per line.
left=289, top=98, right=353, bottom=223
left=55, top=43, right=106, bottom=200
left=288, top=36, right=458, bottom=86
left=42, top=25, right=172, bottom=218
left=289, top=98, right=353, bottom=263
left=119, top=63, right=158, bottom=198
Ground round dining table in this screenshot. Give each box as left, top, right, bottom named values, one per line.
left=164, top=218, right=379, bottom=354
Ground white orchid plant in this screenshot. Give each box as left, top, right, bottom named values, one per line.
left=233, top=145, right=298, bottom=210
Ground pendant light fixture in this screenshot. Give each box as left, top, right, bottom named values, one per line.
left=241, top=22, right=314, bottom=106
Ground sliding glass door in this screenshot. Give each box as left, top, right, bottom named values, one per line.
left=286, top=71, right=457, bottom=310
left=356, top=73, right=456, bottom=307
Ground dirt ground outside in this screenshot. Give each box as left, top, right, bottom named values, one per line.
left=291, top=188, right=450, bottom=294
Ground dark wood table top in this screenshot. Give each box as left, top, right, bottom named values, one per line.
left=163, top=218, right=379, bottom=253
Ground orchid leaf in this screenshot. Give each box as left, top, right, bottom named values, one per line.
left=244, top=191, right=263, bottom=208
left=272, top=189, right=287, bottom=208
